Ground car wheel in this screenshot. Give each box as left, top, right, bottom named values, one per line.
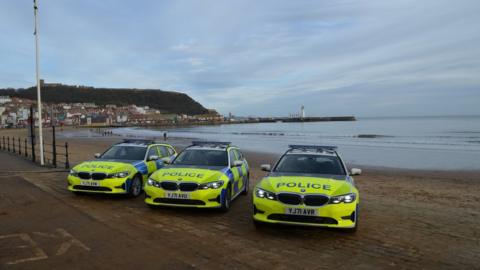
left=129, top=175, right=143, bottom=197
left=241, top=175, right=249, bottom=195
left=220, top=185, right=232, bottom=212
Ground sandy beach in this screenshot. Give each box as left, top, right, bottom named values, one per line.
left=1, top=127, right=479, bottom=269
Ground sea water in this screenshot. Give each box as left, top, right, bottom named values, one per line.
left=114, top=116, right=480, bottom=170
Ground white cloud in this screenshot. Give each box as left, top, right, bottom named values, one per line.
left=0, top=0, right=479, bottom=116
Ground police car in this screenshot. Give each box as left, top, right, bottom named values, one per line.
left=253, top=145, right=361, bottom=231
left=67, top=140, right=177, bottom=196
left=144, top=141, right=249, bottom=211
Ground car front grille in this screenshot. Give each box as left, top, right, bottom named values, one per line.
left=153, top=198, right=205, bottom=205
left=77, top=172, right=107, bottom=180
left=160, top=181, right=178, bottom=191
left=159, top=182, right=199, bottom=192
left=78, top=172, right=91, bottom=180
left=179, top=183, right=198, bottom=192
left=268, top=214, right=338, bottom=225
left=277, top=193, right=302, bottom=205
left=277, top=193, right=330, bottom=206
left=303, top=195, right=329, bottom=207
left=91, top=173, right=107, bottom=180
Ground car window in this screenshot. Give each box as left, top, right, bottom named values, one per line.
left=274, top=154, right=346, bottom=175
left=146, top=146, right=158, bottom=159
left=234, top=149, right=243, bottom=160
left=100, top=146, right=147, bottom=160
left=173, top=149, right=228, bottom=167
left=229, top=150, right=238, bottom=164
left=166, top=146, right=175, bottom=156
left=158, top=146, right=169, bottom=157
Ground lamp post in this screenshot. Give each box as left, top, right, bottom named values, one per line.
left=33, top=0, right=44, bottom=165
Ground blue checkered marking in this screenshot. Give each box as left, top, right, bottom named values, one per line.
left=222, top=167, right=234, bottom=181
left=132, top=161, right=148, bottom=175
left=221, top=167, right=237, bottom=194
left=155, top=160, right=164, bottom=170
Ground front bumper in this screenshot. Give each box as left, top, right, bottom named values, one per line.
left=67, top=175, right=131, bottom=194
left=253, top=197, right=358, bottom=228
left=144, top=186, right=224, bottom=208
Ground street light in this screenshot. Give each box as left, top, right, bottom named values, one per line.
left=33, top=0, right=44, bottom=165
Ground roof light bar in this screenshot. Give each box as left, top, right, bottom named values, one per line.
left=121, top=139, right=155, bottom=145
left=288, top=145, right=338, bottom=151
left=192, top=141, right=231, bottom=147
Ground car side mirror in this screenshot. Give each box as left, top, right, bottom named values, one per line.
left=148, top=155, right=159, bottom=161
left=261, top=164, right=271, bottom=172
left=94, top=153, right=101, bottom=158
left=350, top=168, right=362, bottom=176
left=160, top=157, right=171, bottom=164
left=232, top=160, right=243, bottom=167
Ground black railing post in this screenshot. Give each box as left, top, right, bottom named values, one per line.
left=65, top=142, right=70, bottom=169
left=25, top=138, right=28, bottom=157
left=18, top=137, right=21, bottom=155
left=1, top=136, right=3, bottom=150
left=7, top=137, right=10, bottom=152
left=30, top=105, right=36, bottom=163
left=12, top=137, right=16, bottom=153
left=52, top=126, right=57, bottom=168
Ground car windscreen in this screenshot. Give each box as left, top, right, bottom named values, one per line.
left=172, top=149, right=228, bottom=167
left=100, top=146, right=146, bottom=160
left=274, top=154, right=346, bottom=175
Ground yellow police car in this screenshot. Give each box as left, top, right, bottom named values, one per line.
left=67, top=139, right=177, bottom=197
left=253, top=145, right=361, bottom=231
left=145, top=141, right=249, bottom=211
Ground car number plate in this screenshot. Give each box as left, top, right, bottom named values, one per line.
left=165, top=192, right=190, bottom=199
left=285, top=208, right=318, bottom=216
left=80, top=181, right=99, bottom=187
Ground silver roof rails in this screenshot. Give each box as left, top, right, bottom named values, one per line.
left=191, top=141, right=231, bottom=147
left=288, top=145, right=338, bottom=152
left=120, top=139, right=155, bottom=145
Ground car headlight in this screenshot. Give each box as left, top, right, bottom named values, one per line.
left=147, top=178, right=161, bottom=188
left=111, top=171, right=130, bottom=178
left=255, top=188, right=276, bottom=200
left=199, top=180, right=224, bottom=190
left=69, top=169, right=78, bottom=177
left=329, top=193, right=356, bottom=204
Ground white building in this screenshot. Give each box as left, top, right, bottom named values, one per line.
left=0, top=96, right=11, bottom=104
left=18, top=108, right=29, bottom=121
left=116, top=114, right=128, bottom=123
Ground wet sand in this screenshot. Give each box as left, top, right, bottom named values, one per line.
left=1, top=127, right=479, bottom=269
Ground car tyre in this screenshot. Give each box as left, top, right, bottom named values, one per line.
left=128, top=175, right=143, bottom=197
left=220, top=185, right=232, bottom=212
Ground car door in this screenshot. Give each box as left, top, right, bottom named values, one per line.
left=233, top=149, right=248, bottom=193
left=228, top=148, right=245, bottom=196
left=145, top=146, right=160, bottom=176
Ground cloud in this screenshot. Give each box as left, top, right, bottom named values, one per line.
left=0, top=0, right=479, bottom=116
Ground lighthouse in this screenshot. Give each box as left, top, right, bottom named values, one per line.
left=301, top=105, right=305, bottom=118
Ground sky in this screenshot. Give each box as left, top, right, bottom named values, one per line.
left=0, top=0, right=479, bottom=117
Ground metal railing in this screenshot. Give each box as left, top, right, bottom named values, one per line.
left=0, top=135, right=70, bottom=169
